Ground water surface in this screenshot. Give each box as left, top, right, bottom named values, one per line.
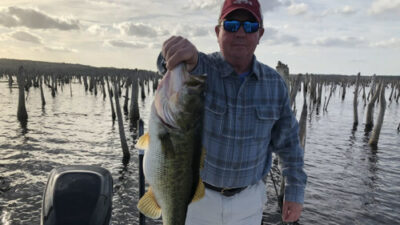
left=0, top=79, right=399, bottom=225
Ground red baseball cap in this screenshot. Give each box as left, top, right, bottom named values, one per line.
left=219, top=0, right=262, bottom=23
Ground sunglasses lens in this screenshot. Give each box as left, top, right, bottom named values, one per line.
left=223, top=21, right=240, bottom=32
left=223, top=21, right=259, bottom=33
left=243, top=22, right=259, bottom=33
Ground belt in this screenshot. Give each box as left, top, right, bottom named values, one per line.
left=204, top=182, right=247, bottom=197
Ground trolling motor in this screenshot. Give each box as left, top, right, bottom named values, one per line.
left=41, top=165, right=113, bottom=225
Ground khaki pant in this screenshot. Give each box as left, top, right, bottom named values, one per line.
left=185, top=180, right=267, bottom=225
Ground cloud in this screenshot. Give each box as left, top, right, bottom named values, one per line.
left=172, top=24, right=212, bottom=37
left=186, top=0, right=222, bottom=10
left=116, top=22, right=166, bottom=37
left=368, top=0, right=400, bottom=15
left=261, top=0, right=290, bottom=12
left=313, top=36, right=366, bottom=47
left=287, top=3, right=308, bottom=16
left=370, top=38, right=400, bottom=48
left=186, top=0, right=288, bottom=13
left=87, top=24, right=108, bottom=36
left=106, top=40, right=148, bottom=49
left=0, top=7, right=79, bottom=30
left=43, top=46, right=78, bottom=53
left=10, top=31, right=42, bottom=44
left=262, top=27, right=299, bottom=46
left=338, top=6, right=356, bottom=15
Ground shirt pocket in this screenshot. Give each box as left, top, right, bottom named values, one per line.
left=204, top=98, right=226, bottom=136
left=254, top=106, right=280, bottom=139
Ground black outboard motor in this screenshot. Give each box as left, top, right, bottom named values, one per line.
left=41, top=165, right=113, bottom=225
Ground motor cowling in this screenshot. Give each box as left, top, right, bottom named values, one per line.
left=41, top=165, right=113, bottom=225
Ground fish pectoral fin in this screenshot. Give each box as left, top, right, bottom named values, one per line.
left=191, top=178, right=205, bottom=203
left=137, top=187, right=162, bottom=219
left=135, top=132, right=150, bottom=150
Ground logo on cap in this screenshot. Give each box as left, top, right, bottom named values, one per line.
left=233, top=0, right=253, bottom=6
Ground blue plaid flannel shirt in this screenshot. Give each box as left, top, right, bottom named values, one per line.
left=190, top=52, right=307, bottom=203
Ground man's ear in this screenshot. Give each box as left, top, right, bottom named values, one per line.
left=215, top=25, right=220, bottom=37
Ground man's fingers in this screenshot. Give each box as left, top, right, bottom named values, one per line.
left=162, top=36, right=181, bottom=60
left=282, top=201, right=303, bottom=222
left=161, top=35, right=198, bottom=71
left=166, top=46, right=191, bottom=70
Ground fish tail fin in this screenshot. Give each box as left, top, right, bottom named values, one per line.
left=191, top=178, right=205, bottom=203
left=135, top=132, right=150, bottom=150
left=137, top=187, right=162, bottom=219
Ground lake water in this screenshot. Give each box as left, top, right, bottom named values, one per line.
left=0, top=78, right=399, bottom=225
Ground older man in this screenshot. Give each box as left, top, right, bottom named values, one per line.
left=161, top=0, right=307, bottom=224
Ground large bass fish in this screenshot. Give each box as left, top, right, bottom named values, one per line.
left=135, top=64, right=205, bottom=225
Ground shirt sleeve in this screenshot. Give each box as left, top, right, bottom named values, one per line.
left=270, top=80, right=307, bottom=204
left=189, top=52, right=217, bottom=77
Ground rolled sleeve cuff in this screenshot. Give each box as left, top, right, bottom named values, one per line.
left=284, top=185, right=305, bottom=204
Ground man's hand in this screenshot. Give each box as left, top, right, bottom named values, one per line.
left=162, top=36, right=198, bottom=72
left=282, top=201, right=303, bottom=222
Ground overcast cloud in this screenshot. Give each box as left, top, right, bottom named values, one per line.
left=10, top=30, right=42, bottom=43
left=106, top=39, right=148, bottom=49
left=0, top=0, right=398, bottom=75
left=368, top=0, right=400, bottom=15
left=0, top=7, right=79, bottom=30
left=313, top=36, right=367, bottom=48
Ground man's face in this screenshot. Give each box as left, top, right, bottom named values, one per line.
left=215, top=9, right=264, bottom=65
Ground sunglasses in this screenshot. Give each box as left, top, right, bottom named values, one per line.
left=223, top=20, right=260, bottom=33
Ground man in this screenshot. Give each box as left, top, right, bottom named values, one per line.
left=161, top=0, right=307, bottom=224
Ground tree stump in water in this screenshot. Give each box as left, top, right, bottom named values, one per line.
left=101, top=76, right=107, bottom=100
left=369, top=83, right=386, bottom=146
left=367, top=74, right=377, bottom=101
left=130, top=76, right=140, bottom=126
left=106, top=76, right=116, bottom=122
left=40, top=76, right=46, bottom=108
left=153, top=77, right=159, bottom=92
left=17, top=66, right=28, bottom=123
left=8, top=73, right=13, bottom=87
left=299, top=78, right=308, bottom=149
left=341, top=81, right=346, bottom=101
left=276, top=61, right=290, bottom=89
left=365, top=83, right=381, bottom=132
left=123, top=78, right=130, bottom=114
left=113, top=79, right=130, bottom=161
left=140, top=79, right=146, bottom=100
left=83, top=75, right=88, bottom=91
left=353, top=73, right=360, bottom=129
left=51, top=74, right=56, bottom=97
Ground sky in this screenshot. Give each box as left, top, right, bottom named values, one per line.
left=0, top=0, right=399, bottom=75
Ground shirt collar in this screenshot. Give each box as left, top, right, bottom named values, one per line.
left=219, top=52, right=261, bottom=80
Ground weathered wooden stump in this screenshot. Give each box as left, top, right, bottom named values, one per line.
left=365, top=82, right=381, bottom=132
left=130, top=76, right=140, bottom=126
left=113, top=79, right=130, bottom=161
left=353, top=73, right=360, bottom=129
left=369, top=83, right=386, bottom=146
left=123, top=78, right=130, bottom=114
left=106, top=76, right=116, bottom=122
left=17, top=66, right=28, bottom=123
left=140, top=79, right=145, bottom=100
left=40, top=76, right=46, bottom=108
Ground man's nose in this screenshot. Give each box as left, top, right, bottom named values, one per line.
left=234, top=25, right=246, bottom=37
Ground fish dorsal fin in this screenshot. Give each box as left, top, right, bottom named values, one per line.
left=191, top=178, right=205, bottom=203
left=137, top=187, right=162, bottom=219
left=135, top=132, right=150, bottom=150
